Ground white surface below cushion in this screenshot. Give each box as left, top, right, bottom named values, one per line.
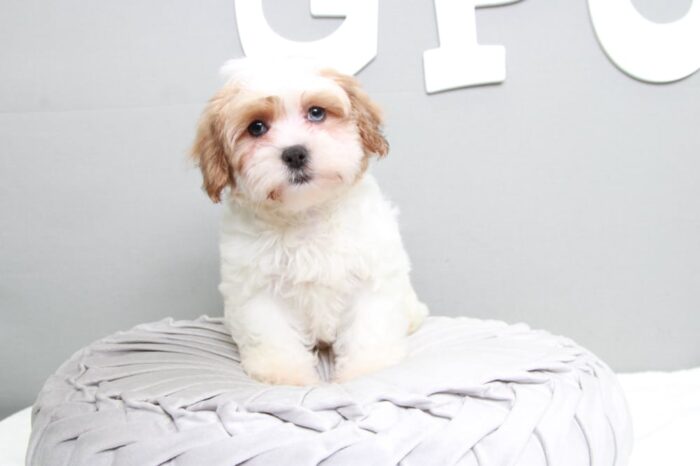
left=0, top=407, right=31, bottom=466
left=618, top=367, right=700, bottom=466
left=3, top=367, right=697, bottom=464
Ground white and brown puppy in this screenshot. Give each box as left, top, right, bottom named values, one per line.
left=192, top=59, right=428, bottom=385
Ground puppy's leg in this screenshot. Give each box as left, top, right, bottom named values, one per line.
left=333, top=286, right=411, bottom=383
left=404, top=287, right=429, bottom=334
left=226, top=294, right=319, bottom=386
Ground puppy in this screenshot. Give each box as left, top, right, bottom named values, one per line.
left=191, top=59, right=428, bottom=385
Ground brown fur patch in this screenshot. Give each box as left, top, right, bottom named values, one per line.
left=191, top=86, right=239, bottom=203
left=191, top=88, right=284, bottom=203
left=301, top=90, right=349, bottom=119
left=320, top=69, right=389, bottom=158
left=233, top=96, right=283, bottom=134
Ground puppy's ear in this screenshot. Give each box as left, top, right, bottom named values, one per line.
left=322, top=70, right=389, bottom=157
left=191, top=91, right=234, bottom=203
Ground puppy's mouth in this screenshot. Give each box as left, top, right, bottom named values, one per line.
left=289, top=170, right=312, bottom=185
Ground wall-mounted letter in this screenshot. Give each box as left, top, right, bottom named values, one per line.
left=423, top=0, right=523, bottom=93
left=588, top=0, right=700, bottom=83
left=234, top=0, right=378, bottom=75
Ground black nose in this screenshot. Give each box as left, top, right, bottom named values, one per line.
left=281, top=145, right=308, bottom=170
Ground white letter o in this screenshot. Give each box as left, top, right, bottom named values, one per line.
left=588, top=0, right=700, bottom=83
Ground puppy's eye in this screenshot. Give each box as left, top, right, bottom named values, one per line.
left=307, top=106, right=326, bottom=122
left=247, top=120, right=268, bottom=137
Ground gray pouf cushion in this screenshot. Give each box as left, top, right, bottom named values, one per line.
left=27, top=316, right=632, bottom=465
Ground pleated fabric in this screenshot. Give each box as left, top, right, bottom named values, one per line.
left=27, top=316, right=632, bottom=465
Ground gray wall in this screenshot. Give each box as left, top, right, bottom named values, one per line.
left=1, top=0, right=698, bottom=419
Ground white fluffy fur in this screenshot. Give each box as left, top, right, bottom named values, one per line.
left=195, top=59, right=428, bottom=384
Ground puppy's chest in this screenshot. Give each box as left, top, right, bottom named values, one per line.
left=262, top=225, right=371, bottom=291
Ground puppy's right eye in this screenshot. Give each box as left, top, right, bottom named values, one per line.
left=247, top=120, right=268, bottom=137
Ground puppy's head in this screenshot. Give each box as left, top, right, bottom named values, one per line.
left=191, top=59, right=388, bottom=211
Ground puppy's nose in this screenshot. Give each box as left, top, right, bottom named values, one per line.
left=281, top=145, right=308, bottom=170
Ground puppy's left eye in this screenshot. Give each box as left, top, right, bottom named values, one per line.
left=307, top=106, right=326, bottom=122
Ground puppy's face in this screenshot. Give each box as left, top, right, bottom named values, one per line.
left=192, top=62, right=388, bottom=211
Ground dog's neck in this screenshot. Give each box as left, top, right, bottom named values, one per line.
left=227, top=177, right=369, bottom=231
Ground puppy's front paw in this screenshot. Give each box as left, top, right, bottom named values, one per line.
left=333, top=343, right=407, bottom=383
left=241, top=346, right=319, bottom=386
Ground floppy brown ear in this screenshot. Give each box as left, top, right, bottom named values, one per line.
left=322, top=70, right=389, bottom=157
left=191, top=92, right=233, bottom=203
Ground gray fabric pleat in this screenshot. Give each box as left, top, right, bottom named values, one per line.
left=27, top=316, right=632, bottom=465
